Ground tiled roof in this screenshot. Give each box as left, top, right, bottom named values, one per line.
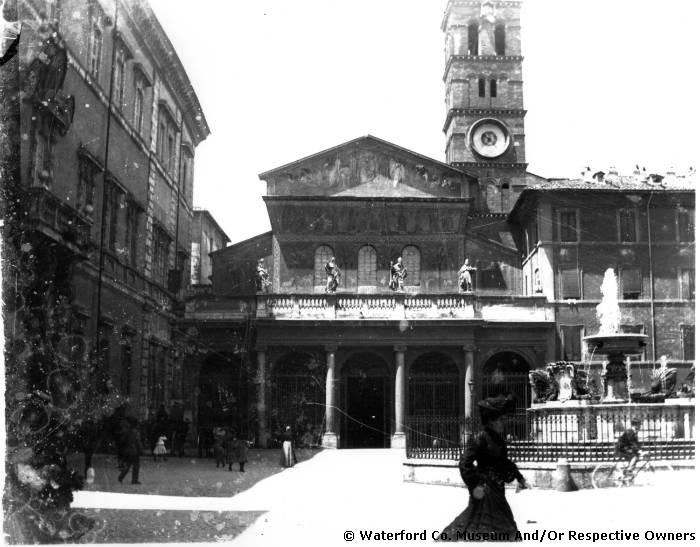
left=527, top=172, right=695, bottom=192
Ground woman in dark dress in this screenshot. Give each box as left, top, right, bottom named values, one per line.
left=441, top=395, right=528, bottom=542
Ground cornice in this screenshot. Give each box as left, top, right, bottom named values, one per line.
left=443, top=55, right=524, bottom=82
left=274, top=233, right=465, bottom=243
left=451, top=161, right=529, bottom=170
left=443, top=108, right=526, bottom=133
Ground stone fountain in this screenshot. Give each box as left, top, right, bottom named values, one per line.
left=582, top=269, right=647, bottom=402
left=524, top=268, right=694, bottom=481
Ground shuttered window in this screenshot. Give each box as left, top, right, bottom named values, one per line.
left=680, top=269, right=695, bottom=300
left=618, top=209, right=637, bottom=242
left=620, top=268, right=642, bottom=299
left=679, top=209, right=695, bottom=242
left=560, top=268, right=580, bottom=299
left=559, top=210, right=578, bottom=242
left=682, top=325, right=695, bottom=360
left=560, top=326, right=583, bottom=361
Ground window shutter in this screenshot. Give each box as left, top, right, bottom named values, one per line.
left=621, top=268, right=642, bottom=296
left=561, top=326, right=582, bottom=361
left=560, top=268, right=580, bottom=299
left=682, top=325, right=695, bottom=360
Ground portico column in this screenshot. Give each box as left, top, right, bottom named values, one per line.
left=463, top=345, right=476, bottom=421
left=256, top=348, right=269, bottom=448
left=392, top=345, right=407, bottom=449
left=322, top=345, right=339, bottom=448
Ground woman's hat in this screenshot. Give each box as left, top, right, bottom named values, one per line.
left=477, top=394, right=516, bottom=416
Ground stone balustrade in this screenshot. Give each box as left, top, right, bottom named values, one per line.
left=255, top=293, right=553, bottom=321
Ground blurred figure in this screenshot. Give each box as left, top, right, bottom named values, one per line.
left=153, top=434, right=168, bottom=462
left=118, top=417, right=142, bottom=485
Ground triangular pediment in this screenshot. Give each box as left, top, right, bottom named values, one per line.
left=260, top=135, right=475, bottom=199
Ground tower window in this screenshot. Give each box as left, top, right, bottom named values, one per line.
left=495, top=24, right=506, bottom=55
left=467, top=23, right=479, bottom=55
left=478, top=78, right=486, bottom=98
left=490, top=79, right=497, bottom=98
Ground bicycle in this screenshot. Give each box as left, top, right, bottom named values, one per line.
left=591, top=453, right=673, bottom=489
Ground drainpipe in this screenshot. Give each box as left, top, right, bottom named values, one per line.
left=93, top=1, right=119, bottom=375
left=646, top=192, right=656, bottom=364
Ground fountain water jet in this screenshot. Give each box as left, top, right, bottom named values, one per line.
left=583, top=268, right=647, bottom=402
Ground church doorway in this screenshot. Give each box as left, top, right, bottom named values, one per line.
left=340, top=353, right=390, bottom=448
left=270, top=352, right=326, bottom=446
left=197, top=353, right=247, bottom=439
left=481, top=351, right=531, bottom=440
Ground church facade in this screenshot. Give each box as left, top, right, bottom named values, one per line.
left=184, top=0, right=694, bottom=449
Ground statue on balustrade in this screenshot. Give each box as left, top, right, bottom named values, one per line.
left=255, top=258, right=271, bottom=293
left=389, top=257, right=408, bottom=292
left=458, top=258, right=477, bottom=293
left=324, top=256, right=341, bottom=294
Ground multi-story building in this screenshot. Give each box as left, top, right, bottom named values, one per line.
left=190, top=209, right=230, bottom=287
left=4, top=0, right=209, bottom=420
left=184, top=0, right=694, bottom=450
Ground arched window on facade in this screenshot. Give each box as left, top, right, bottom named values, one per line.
left=401, top=245, right=421, bottom=286
left=467, top=23, right=479, bottom=55
left=314, top=245, right=334, bottom=286
left=478, top=78, right=486, bottom=98
left=490, top=78, right=497, bottom=98
left=495, top=24, right=506, bottom=55
left=358, top=245, right=377, bottom=286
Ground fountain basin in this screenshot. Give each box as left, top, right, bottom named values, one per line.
left=582, top=333, right=648, bottom=354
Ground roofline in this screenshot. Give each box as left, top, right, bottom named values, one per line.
left=193, top=209, right=230, bottom=242
left=263, top=196, right=473, bottom=204
left=257, top=135, right=478, bottom=182
left=131, top=0, right=210, bottom=146
left=508, top=184, right=695, bottom=223
left=212, top=230, right=273, bottom=254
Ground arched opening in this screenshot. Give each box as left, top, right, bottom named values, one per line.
left=357, top=245, right=377, bottom=287
left=409, top=352, right=459, bottom=417
left=340, top=352, right=390, bottom=448
left=495, top=24, right=506, bottom=55
left=467, top=22, right=479, bottom=55
left=401, top=245, right=421, bottom=287
left=314, top=245, right=334, bottom=287
left=197, top=352, right=247, bottom=455
left=478, top=77, right=486, bottom=98
left=490, top=78, right=497, bottom=98
left=271, top=351, right=326, bottom=445
left=481, top=351, right=531, bottom=439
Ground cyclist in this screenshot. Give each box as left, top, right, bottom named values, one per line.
left=615, top=418, right=645, bottom=478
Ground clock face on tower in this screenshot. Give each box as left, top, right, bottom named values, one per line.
left=468, top=118, right=511, bottom=159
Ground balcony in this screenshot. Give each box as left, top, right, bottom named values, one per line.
left=255, top=293, right=554, bottom=322
left=25, top=187, right=92, bottom=255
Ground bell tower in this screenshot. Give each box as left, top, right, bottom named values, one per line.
left=442, top=0, right=527, bottom=213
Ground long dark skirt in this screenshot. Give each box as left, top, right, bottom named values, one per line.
left=441, top=482, right=520, bottom=542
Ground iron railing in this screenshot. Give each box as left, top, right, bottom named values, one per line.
left=406, top=408, right=695, bottom=462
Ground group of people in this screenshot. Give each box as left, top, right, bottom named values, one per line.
left=255, top=257, right=479, bottom=294
left=212, top=427, right=251, bottom=472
